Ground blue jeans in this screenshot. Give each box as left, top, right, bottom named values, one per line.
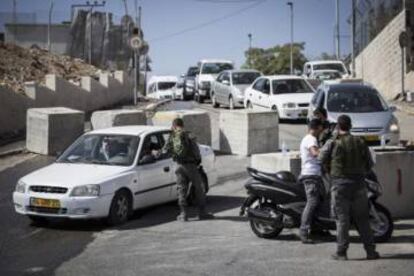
left=299, top=175, right=325, bottom=233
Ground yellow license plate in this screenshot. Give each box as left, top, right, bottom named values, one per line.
left=364, top=135, right=379, bottom=142
left=30, top=198, right=60, bottom=208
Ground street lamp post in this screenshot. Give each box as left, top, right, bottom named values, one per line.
left=248, top=33, right=252, bottom=68
left=47, top=0, right=54, bottom=52
left=335, top=0, right=340, bottom=59
left=287, top=2, right=294, bottom=75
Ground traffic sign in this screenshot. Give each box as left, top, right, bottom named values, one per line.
left=130, top=36, right=142, bottom=50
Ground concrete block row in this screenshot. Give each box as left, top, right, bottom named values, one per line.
left=219, top=110, right=279, bottom=156
left=0, top=71, right=134, bottom=136
left=150, top=110, right=212, bottom=146
left=26, top=107, right=84, bottom=155
left=91, top=109, right=147, bottom=130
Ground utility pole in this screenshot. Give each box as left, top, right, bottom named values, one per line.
left=137, top=6, right=142, bottom=97
left=123, top=0, right=129, bottom=16
left=335, top=0, right=340, bottom=59
left=47, top=0, right=54, bottom=52
left=287, top=2, right=294, bottom=75
left=351, top=0, right=356, bottom=77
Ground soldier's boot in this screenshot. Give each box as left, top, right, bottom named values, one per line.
left=177, top=206, right=188, bottom=222
left=366, top=251, right=380, bottom=260
left=197, top=207, right=214, bottom=220
left=299, top=230, right=314, bottom=244
left=331, top=251, right=348, bottom=261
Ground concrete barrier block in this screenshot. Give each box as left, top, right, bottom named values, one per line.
left=151, top=110, right=211, bottom=146
left=91, top=109, right=147, bottom=130
left=26, top=107, right=84, bottom=155
left=251, top=151, right=301, bottom=178
left=374, top=150, right=414, bottom=218
left=219, top=110, right=279, bottom=156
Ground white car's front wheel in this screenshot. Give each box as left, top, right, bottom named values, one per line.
left=211, top=92, right=219, bottom=108
left=107, top=190, right=132, bottom=226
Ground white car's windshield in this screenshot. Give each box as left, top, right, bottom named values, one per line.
left=327, top=87, right=388, bottom=113
left=58, top=135, right=140, bottom=166
left=232, top=72, right=261, bottom=85
left=272, top=79, right=313, bottom=94
left=158, top=82, right=176, bottom=90
left=201, top=63, right=233, bottom=74
left=313, top=63, right=346, bottom=73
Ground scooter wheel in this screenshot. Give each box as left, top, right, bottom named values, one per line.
left=370, top=202, right=394, bottom=243
left=249, top=203, right=284, bottom=239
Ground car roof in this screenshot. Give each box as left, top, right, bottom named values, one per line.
left=223, top=69, right=261, bottom=74
left=322, top=82, right=375, bottom=92
left=263, top=75, right=305, bottom=80
left=307, top=60, right=345, bottom=65
left=88, top=126, right=170, bottom=136
left=149, top=76, right=178, bottom=83
left=198, top=59, right=233, bottom=64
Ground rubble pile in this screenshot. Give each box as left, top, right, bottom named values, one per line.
left=0, top=42, right=100, bottom=94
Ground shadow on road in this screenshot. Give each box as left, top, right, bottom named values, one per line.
left=119, top=195, right=246, bottom=230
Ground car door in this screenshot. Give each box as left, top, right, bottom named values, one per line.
left=248, top=78, right=265, bottom=107
left=214, top=73, right=224, bottom=103
left=257, top=78, right=271, bottom=109
left=134, top=132, right=174, bottom=208
left=221, top=72, right=231, bottom=103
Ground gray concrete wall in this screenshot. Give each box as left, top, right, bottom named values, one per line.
left=355, top=10, right=414, bottom=100
left=0, top=71, right=133, bottom=136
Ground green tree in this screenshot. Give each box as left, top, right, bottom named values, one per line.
left=318, top=52, right=337, bottom=60
left=242, top=42, right=308, bottom=75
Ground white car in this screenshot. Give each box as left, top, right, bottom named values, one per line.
left=303, top=60, right=350, bottom=79
left=194, top=59, right=234, bottom=103
left=147, top=76, right=178, bottom=100
left=13, top=126, right=217, bottom=225
left=244, top=75, right=315, bottom=120
left=211, top=69, right=262, bottom=109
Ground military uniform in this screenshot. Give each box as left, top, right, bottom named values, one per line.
left=164, top=129, right=208, bottom=221
left=319, top=133, right=377, bottom=258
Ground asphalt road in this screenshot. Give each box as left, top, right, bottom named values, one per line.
left=1, top=100, right=414, bottom=276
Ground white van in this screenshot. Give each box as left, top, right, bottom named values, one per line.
left=303, top=60, right=349, bottom=80
left=147, top=76, right=178, bottom=100
left=195, top=59, right=234, bottom=103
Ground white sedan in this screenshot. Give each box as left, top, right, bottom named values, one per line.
left=244, top=75, right=315, bottom=120
left=13, top=126, right=217, bottom=225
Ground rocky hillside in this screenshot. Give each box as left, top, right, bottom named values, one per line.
left=0, top=42, right=99, bottom=94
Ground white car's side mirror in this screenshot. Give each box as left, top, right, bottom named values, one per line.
left=389, top=106, right=397, bottom=112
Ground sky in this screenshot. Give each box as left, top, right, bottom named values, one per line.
left=0, top=0, right=352, bottom=75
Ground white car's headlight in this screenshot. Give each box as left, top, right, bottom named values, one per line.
left=70, top=184, right=100, bottom=197
left=15, top=180, right=26, bottom=193
left=388, top=117, right=400, bottom=133
left=283, top=102, right=296, bottom=108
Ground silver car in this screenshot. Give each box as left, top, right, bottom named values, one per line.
left=309, top=80, right=400, bottom=145
left=211, top=70, right=262, bottom=109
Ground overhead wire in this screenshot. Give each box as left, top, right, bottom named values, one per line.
left=148, top=0, right=267, bottom=43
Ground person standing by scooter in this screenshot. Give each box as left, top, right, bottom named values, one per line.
left=299, top=118, right=324, bottom=244
left=319, top=115, right=380, bottom=260
left=313, top=107, right=334, bottom=146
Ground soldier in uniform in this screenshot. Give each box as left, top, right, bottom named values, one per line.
left=319, top=115, right=380, bottom=261
left=162, top=118, right=214, bottom=222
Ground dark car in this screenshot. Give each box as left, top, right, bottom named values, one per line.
left=182, top=66, right=199, bottom=100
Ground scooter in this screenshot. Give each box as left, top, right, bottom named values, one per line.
left=240, top=167, right=394, bottom=242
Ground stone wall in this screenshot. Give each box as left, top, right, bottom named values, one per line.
left=0, top=71, right=133, bottom=136
left=355, top=10, right=414, bottom=100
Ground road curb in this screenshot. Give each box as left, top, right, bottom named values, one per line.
left=0, top=148, right=25, bottom=158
